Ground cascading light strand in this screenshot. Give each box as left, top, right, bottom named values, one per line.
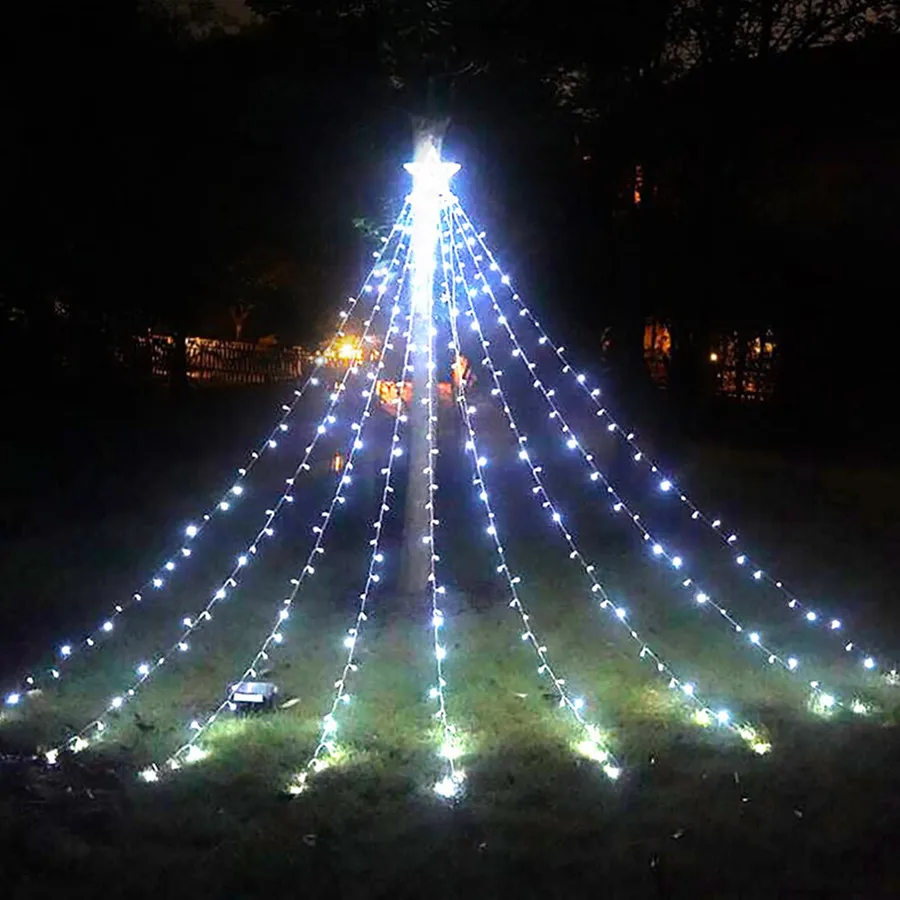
left=44, top=246, right=412, bottom=763
left=2, top=202, right=413, bottom=714
left=452, top=202, right=888, bottom=680
left=440, top=203, right=621, bottom=781
left=428, top=227, right=463, bottom=800
left=449, top=204, right=843, bottom=715
left=448, top=226, right=766, bottom=753
left=286, top=284, right=420, bottom=796
left=158, top=293, right=414, bottom=777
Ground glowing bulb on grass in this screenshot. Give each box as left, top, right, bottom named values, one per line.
left=440, top=740, right=463, bottom=761
left=575, top=739, right=609, bottom=764
left=287, top=774, right=308, bottom=796
left=434, top=775, right=464, bottom=799
left=184, top=745, right=208, bottom=764
left=810, top=692, right=836, bottom=717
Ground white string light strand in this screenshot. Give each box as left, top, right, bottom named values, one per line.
left=2, top=203, right=413, bottom=713
left=43, top=247, right=412, bottom=763
left=286, top=284, right=421, bottom=796
left=427, top=225, right=463, bottom=800
left=449, top=203, right=844, bottom=714
left=157, top=290, right=413, bottom=777
left=440, top=204, right=622, bottom=781
left=452, top=203, right=888, bottom=679
left=447, top=220, right=767, bottom=752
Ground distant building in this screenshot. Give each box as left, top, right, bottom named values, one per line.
left=626, top=37, right=898, bottom=424
left=643, top=320, right=777, bottom=402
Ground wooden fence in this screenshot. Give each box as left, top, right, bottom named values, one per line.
left=134, top=334, right=307, bottom=386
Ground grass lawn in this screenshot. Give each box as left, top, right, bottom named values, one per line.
left=2, top=382, right=900, bottom=898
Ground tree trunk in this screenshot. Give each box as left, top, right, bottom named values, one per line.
left=397, top=118, right=450, bottom=601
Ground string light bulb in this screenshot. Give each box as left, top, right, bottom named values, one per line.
left=281, top=281, right=421, bottom=795
left=442, top=207, right=621, bottom=782
left=453, top=199, right=889, bottom=691
left=1, top=204, right=416, bottom=713
left=47, top=230, right=415, bottom=761
left=460, top=197, right=887, bottom=677
left=448, top=200, right=843, bottom=714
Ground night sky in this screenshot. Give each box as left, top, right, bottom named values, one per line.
left=3, top=1, right=898, bottom=437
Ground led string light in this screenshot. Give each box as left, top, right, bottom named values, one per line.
left=452, top=202, right=889, bottom=679
left=286, top=286, right=421, bottom=796
left=427, top=225, right=464, bottom=800
left=2, top=203, right=414, bottom=713
left=42, top=251, right=413, bottom=763
left=153, top=293, right=415, bottom=779
left=440, top=206, right=621, bottom=782
left=448, top=204, right=844, bottom=714
left=446, top=212, right=767, bottom=753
